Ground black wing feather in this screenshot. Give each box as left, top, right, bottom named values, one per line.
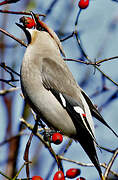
left=81, top=90, right=118, bottom=138
left=50, top=88, right=102, bottom=178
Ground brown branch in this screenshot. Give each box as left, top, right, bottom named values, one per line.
left=59, top=156, right=118, bottom=177
left=0, top=62, right=20, bottom=87
left=74, top=30, right=90, bottom=60
left=0, top=62, right=20, bottom=77
left=61, top=32, right=74, bottom=42
left=64, top=58, right=98, bottom=65
left=73, top=11, right=118, bottom=88
left=0, top=9, right=46, bottom=16
left=24, top=133, right=33, bottom=179
left=95, top=66, right=118, bottom=87
left=99, top=146, right=116, bottom=154
left=96, top=56, right=118, bottom=65
left=0, top=79, right=18, bottom=87
left=0, top=87, right=20, bottom=95
left=0, top=27, right=27, bottom=47
left=104, top=148, right=118, bottom=179
left=20, top=118, right=63, bottom=171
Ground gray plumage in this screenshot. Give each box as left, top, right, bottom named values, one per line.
left=21, top=30, right=94, bottom=137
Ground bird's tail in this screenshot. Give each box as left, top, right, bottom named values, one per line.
left=77, top=133, right=103, bottom=179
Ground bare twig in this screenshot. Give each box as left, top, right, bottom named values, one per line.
left=12, top=162, right=28, bottom=180
left=1, top=63, right=20, bottom=77
left=0, top=0, right=20, bottom=6
left=0, top=170, right=11, bottom=180
left=0, top=79, right=18, bottom=87
left=61, top=32, right=74, bottom=42
left=0, top=9, right=45, bottom=16
left=0, top=27, right=27, bottom=47
left=99, top=146, right=115, bottom=154
left=102, top=163, right=118, bottom=177
left=64, top=58, right=98, bottom=65
left=20, top=118, right=62, bottom=170
left=73, top=8, right=118, bottom=88
left=24, top=133, right=33, bottom=179
left=96, top=56, right=118, bottom=65
left=59, top=156, right=118, bottom=177
left=0, top=87, right=20, bottom=95
left=104, top=148, right=118, bottom=179
left=42, top=0, right=59, bottom=20
left=0, top=62, right=20, bottom=78
left=95, top=66, right=118, bottom=87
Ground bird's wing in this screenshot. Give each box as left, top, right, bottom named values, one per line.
left=41, top=57, right=95, bottom=140
left=81, top=90, right=118, bottom=138
left=50, top=88, right=102, bottom=176
left=41, top=57, right=102, bottom=177
left=50, top=88, right=96, bottom=140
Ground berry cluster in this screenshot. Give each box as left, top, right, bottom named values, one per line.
left=32, top=132, right=86, bottom=179
left=53, top=169, right=85, bottom=180
left=32, top=168, right=86, bottom=180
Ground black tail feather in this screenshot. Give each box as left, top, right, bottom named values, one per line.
left=78, top=134, right=102, bottom=179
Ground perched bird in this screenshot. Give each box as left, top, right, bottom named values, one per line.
left=16, top=13, right=117, bottom=179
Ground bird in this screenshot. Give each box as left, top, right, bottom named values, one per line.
left=16, top=13, right=118, bottom=180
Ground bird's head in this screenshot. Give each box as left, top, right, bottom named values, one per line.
left=16, top=12, right=65, bottom=56
left=16, top=12, right=49, bottom=45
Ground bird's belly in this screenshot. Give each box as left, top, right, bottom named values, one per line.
left=21, top=75, right=77, bottom=137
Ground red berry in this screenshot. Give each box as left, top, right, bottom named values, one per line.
left=66, top=168, right=81, bottom=179
left=52, top=133, right=63, bottom=145
left=76, top=177, right=86, bottom=180
left=78, top=0, right=89, bottom=9
left=53, top=170, right=65, bottom=180
left=32, top=176, right=43, bottom=180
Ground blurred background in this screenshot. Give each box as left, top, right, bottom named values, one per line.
left=0, top=0, right=118, bottom=179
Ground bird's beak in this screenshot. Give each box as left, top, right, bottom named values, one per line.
left=16, top=22, right=31, bottom=44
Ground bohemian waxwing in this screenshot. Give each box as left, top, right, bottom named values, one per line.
left=16, top=13, right=118, bottom=180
